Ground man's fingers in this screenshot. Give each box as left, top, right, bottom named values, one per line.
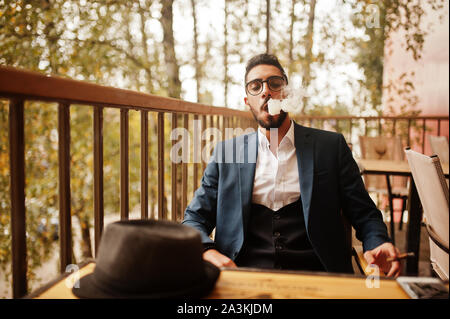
left=386, top=261, right=401, bottom=277
left=203, top=249, right=237, bottom=268
left=224, top=259, right=237, bottom=268
left=364, top=251, right=376, bottom=265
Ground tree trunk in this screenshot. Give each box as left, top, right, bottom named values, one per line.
left=139, top=0, right=154, bottom=94
left=224, top=0, right=229, bottom=106
left=75, top=213, right=93, bottom=259
left=266, top=0, right=270, bottom=53
left=288, top=0, right=297, bottom=76
left=301, top=0, right=317, bottom=114
left=161, top=0, right=182, bottom=99
left=191, top=0, right=201, bottom=102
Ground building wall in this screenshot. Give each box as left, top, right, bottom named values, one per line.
left=382, top=2, right=449, bottom=155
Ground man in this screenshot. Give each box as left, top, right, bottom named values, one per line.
left=182, top=53, right=401, bottom=276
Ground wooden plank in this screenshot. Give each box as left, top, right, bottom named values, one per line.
left=140, top=110, right=148, bottom=220
left=193, top=114, right=199, bottom=192
left=208, top=269, right=408, bottom=299
left=201, top=115, right=206, bottom=172
left=120, top=109, right=129, bottom=220
left=31, top=263, right=409, bottom=299
left=58, top=103, right=72, bottom=273
left=181, top=114, right=188, bottom=221
left=93, top=106, right=104, bottom=256
left=171, top=113, right=178, bottom=221
left=9, top=99, right=27, bottom=298
left=158, top=112, right=165, bottom=220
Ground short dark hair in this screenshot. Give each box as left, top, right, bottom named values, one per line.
left=244, top=53, right=288, bottom=84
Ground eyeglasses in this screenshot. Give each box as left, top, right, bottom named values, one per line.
left=245, top=76, right=286, bottom=96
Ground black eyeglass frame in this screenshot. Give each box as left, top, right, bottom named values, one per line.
left=245, top=76, right=287, bottom=96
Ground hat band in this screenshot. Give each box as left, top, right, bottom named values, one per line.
left=90, top=265, right=207, bottom=296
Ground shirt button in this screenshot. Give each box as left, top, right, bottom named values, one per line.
left=274, top=214, right=280, bottom=220
left=276, top=245, right=283, bottom=250
left=273, top=232, right=280, bottom=237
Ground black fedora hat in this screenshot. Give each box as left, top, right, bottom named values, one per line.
left=72, top=219, right=220, bottom=298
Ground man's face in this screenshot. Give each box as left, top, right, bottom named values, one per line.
left=244, top=64, right=287, bottom=129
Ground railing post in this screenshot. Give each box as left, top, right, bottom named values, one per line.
left=422, top=119, right=426, bottom=153
left=193, top=114, right=200, bottom=192
left=181, top=114, right=188, bottom=220
left=58, top=102, right=72, bottom=273
left=93, top=106, right=104, bottom=256
left=120, top=109, right=129, bottom=220
left=407, top=119, right=411, bottom=147
left=158, top=112, right=165, bottom=220
left=9, top=99, right=27, bottom=298
left=171, top=113, right=178, bottom=222
left=141, top=110, right=148, bottom=220
left=201, top=115, right=207, bottom=173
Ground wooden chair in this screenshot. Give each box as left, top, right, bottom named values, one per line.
left=358, top=136, right=409, bottom=244
left=428, top=135, right=449, bottom=165
left=405, top=149, right=449, bottom=280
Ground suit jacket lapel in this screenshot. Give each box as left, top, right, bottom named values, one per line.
left=239, top=132, right=258, bottom=232
left=294, top=122, right=314, bottom=230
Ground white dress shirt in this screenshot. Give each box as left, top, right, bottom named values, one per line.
left=252, top=120, right=301, bottom=211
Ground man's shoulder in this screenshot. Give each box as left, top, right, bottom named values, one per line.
left=294, top=122, right=343, bottom=139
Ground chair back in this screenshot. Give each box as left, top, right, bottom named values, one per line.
left=428, top=135, right=449, bottom=164
left=359, top=136, right=407, bottom=192
left=405, top=149, right=449, bottom=280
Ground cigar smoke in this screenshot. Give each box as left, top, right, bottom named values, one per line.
left=267, top=84, right=306, bottom=115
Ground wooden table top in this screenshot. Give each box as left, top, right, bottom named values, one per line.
left=31, top=262, right=410, bottom=299
left=358, top=159, right=449, bottom=176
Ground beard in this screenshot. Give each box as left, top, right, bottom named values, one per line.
left=249, top=101, right=288, bottom=129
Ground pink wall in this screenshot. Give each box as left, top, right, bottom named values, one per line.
left=382, top=2, right=449, bottom=155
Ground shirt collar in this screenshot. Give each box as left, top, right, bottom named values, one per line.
left=258, top=120, right=295, bottom=149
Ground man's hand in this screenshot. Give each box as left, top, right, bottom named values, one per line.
left=203, top=249, right=237, bottom=269
left=363, top=242, right=402, bottom=277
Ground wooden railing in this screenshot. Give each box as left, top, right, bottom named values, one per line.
left=0, top=66, right=255, bottom=298
left=292, top=115, right=449, bottom=154
left=0, top=66, right=448, bottom=298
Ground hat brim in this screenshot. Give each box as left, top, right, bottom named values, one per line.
left=72, top=261, right=220, bottom=299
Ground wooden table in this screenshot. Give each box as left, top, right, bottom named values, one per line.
left=29, top=262, right=410, bottom=299
left=358, top=159, right=449, bottom=275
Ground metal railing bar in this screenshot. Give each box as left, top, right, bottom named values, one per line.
left=422, top=119, right=426, bottom=153
left=407, top=119, right=411, bottom=147
left=9, top=98, right=27, bottom=298
left=57, top=102, right=72, bottom=273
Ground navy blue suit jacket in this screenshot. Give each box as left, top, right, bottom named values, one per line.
left=182, top=122, right=391, bottom=273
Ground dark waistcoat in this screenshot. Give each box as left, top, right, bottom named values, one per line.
left=236, top=198, right=325, bottom=271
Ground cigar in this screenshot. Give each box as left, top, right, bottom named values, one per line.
left=386, top=252, right=415, bottom=262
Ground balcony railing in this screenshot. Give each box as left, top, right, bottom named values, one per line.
left=0, top=66, right=448, bottom=298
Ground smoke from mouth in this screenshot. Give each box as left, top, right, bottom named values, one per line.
left=267, top=84, right=307, bottom=115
